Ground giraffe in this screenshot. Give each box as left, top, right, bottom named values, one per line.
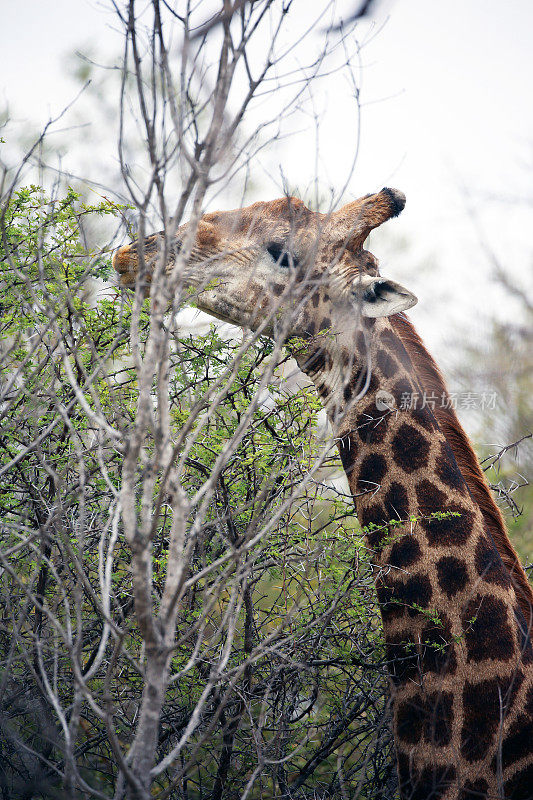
left=390, top=314, right=533, bottom=637
left=113, top=188, right=533, bottom=799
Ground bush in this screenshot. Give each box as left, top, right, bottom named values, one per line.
left=0, top=187, right=394, bottom=799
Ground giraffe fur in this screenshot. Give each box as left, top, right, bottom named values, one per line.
left=113, top=188, right=533, bottom=799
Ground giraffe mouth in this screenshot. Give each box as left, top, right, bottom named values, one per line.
left=112, top=233, right=185, bottom=288
left=112, top=245, right=138, bottom=286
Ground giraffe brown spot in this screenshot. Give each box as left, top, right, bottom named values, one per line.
left=337, top=432, right=356, bottom=475
left=342, top=349, right=353, bottom=366
left=376, top=578, right=404, bottom=621
left=463, top=595, right=514, bottom=663
left=461, top=678, right=501, bottom=762
left=272, top=282, right=284, bottom=296
left=357, top=399, right=390, bottom=445
left=388, top=534, right=421, bottom=569
left=421, top=613, right=457, bottom=676
left=356, top=453, right=387, bottom=494
left=381, top=328, right=414, bottom=372
left=304, top=347, right=326, bottom=374
left=366, top=528, right=391, bottom=553
left=411, top=403, right=438, bottom=432
left=514, top=607, right=533, bottom=665
left=475, top=535, right=512, bottom=588
left=424, top=691, right=454, bottom=747
left=459, top=778, right=489, bottom=799
left=397, top=696, right=426, bottom=744
left=489, top=674, right=526, bottom=774
left=398, top=760, right=457, bottom=800
left=391, top=377, right=413, bottom=407
left=303, top=319, right=316, bottom=338
left=420, top=505, right=474, bottom=547
left=383, top=481, right=410, bottom=522
left=392, top=378, right=437, bottom=431
left=378, top=574, right=433, bottom=620
left=526, top=682, right=533, bottom=715
left=396, top=692, right=453, bottom=749
left=436, top=555, right=469, bottom=597
left=365, top=370, right=379, bottom=392
left=320, top=316, right=331, bottom=331
left=416, top=478, right=447, bottom=515
left=435, top=441, right=468, bottom=493
left=396, top=753, right=410, bottom=786
left=350, top=368, right=364, bottom=392
left=386, top=632, right=420, bottom=686
left=502, top=712, right=533, bottom=770
left=355, top=331, right=367, bottom=355
left=311, top=291, right=319, bottom=307
left=351, top=368, right=378, bottom=398
left=504, top=764, right=533, bottom=800
left=502, top=669, right=525, bottom=710
left=397, top=574, right=433, bottom=617
left=359, top=502, right=386, bottom=530
left=376, top=347, right=398, bottom=379
left=391, top=423, right=430, bottom=474
left=360, top=503, right=392, bottom=551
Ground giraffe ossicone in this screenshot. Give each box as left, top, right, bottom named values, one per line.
left=114, top=188, right=533, bottom=800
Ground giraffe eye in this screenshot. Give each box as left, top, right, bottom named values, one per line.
left=266, top=242, right=297, bottom=268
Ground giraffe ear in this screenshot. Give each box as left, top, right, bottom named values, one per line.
left=353, top=276, right=418, bottom=317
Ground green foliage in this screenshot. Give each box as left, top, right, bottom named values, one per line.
left=0, top=187, right=394, bottom=799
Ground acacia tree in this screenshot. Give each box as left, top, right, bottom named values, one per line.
left=0, top=3, right=396, bottom=799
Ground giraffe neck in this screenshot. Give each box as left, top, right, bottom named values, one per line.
left=297, top=318, right=533, bottom=800
left=391, top=313, right=533, bottom=635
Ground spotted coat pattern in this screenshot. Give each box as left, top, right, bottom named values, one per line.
left=113, top=189, right=533, bottom=799
left=329, top=319, right=533, bottom=800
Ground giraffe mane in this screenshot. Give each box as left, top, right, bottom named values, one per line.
left=391, top=312, right=533, bottom=633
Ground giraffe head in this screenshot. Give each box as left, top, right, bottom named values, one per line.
left=113, top=188, right=416, bottom=377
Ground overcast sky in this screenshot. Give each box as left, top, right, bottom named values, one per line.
left=2, top=0, right=532, bottom=369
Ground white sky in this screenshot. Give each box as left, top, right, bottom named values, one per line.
left=1, top=0, right=533, bottom=373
